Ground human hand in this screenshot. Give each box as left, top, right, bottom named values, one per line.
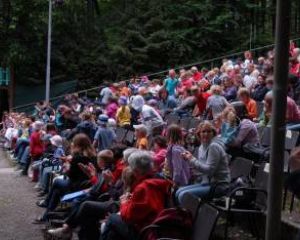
left=78, top=162, right=97, bottom=178
left=181, top=151, right=193, bottom=161
left=103, top=170, right=113, bottom=184
left=60, top=155, right=72, bottom=162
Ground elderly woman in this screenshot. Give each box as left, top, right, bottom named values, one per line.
left=176, top=121, right=230, bottom=204
left=101, top=150, right=172, bottom=240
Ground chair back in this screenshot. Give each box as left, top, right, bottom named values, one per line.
left=260, top=126, right=271, bottom=147
left=192, top=203, right=219, bottom=240
left=254, top=163, right=269, bottom=209
left=165, top=114, right=180, bottom=125
left=179, top=117, right=192, bottom=129
left=230, top=157, right=253, bottom=180
left=285, top=130, right=299, bottom=151
left=180, top=193, right=201, bottom=220
left=115, top=127, right=127, bottom=142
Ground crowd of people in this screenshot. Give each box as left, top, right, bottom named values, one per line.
left=1, top=42, right=300, bottom=240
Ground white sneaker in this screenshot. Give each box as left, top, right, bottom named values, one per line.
left=48, top=227, right=72, bottom=239
left=34, top=183, right=41, bottom=189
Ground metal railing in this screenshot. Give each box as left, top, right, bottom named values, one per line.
left=11, top=36, right=300, bottom=113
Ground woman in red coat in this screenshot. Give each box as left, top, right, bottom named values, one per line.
left=102, top=150, right=172, bottom=240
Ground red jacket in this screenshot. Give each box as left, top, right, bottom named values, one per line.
left=30, top=131, right=44, bottom=158
left=120, top=178, right=172, bottom=231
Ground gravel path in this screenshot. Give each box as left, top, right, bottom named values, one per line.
left=0, top=150, right=43, bottom=240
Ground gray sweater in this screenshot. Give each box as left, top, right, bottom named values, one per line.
left=191, top=137, right=231, bottom=184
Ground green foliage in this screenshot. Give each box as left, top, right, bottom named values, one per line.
left=0, top=0, right=299, bottom=89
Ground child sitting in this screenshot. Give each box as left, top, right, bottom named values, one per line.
left=133, top=124, right=148, bottom=150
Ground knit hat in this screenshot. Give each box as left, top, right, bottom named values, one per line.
left=50, top=135, right=63, bottom=147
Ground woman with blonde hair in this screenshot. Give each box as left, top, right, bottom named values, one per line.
left=177, top=121, right=230, bottom=204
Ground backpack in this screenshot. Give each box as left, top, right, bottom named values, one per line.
left=139, top=208, right=193, bottom=240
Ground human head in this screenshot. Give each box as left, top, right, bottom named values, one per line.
left=32, top=121, right=44, bottom=131
left=97, top=149, right=114, bottom=170
left=169, top=69, right=176, bottom=79
left=210, top=85, right=222, bottom=95
left=133, top=124, right=148, bottom=138
left=244, top=51, right=252, bottom=60
left=122, top=166, right=136, bottom=192
left=46, top=123, right=57, bottom=133
left=257, top=74, right=266, bottom=85
left=128, top=150, right=153, bottom=176
left=264, top=91, right=273, bottom=113
left=71, top=133, right=96, bottom=157
left=131, top=95, right=145, bottom=112
left=166, top=124, right=183, bottom=144
left=50, top=135, right=63, bottom=148
left=97, top=114, right=109, bottom=126
left=118, top=96, right=128, bottom=106
left=222, top=106, right=237, bottom=126
left=196, top=121, right=217, bottom=144
left=238, top=87, right=251, bottom=103
left=266, top=77, right=274, bottom=90
left=153, top=136, right=167, bottom=151
left=191, top=66, right=198, bottom=73
left=158, top=88, right=168, bottom=100
left=123, top=148, right=138, bottom=165
left=81, top=112, right=92, bottom=121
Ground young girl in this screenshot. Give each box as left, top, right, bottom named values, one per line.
left=152, top=136, right=167, bottom=172
left=220, top=107, right=239, bottom=146
left=165, top=124, right=191, bottom=186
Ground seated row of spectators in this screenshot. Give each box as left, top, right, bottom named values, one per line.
left=1, top=45, right=300, bottom=240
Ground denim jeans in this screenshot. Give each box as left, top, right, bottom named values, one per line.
left=175, top=183, right=211, bottom=205
left=39, top=166, right=60, bottom=193
left=42, top=177, right=70, bottom=220
left=101, top=214, right=138, bottom=240
left=14, top=138, right=29, bottom=160
left=65, top=200, right=116, bottom=240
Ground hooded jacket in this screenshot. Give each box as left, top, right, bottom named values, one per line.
left=120, top=178, right=172, bottom=231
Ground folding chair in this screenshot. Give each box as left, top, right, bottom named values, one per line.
left=165, top=114, right=180, bottom=125
left=189, top=118, right=201, bottom=130
left=192, top=203, right=219, bottom=240
left=115, top=127, right=128, bottom=142
left=211, top=163, right=268, bottom=240
left=179, top=117, right=192, bottom=130
left=124, top=130, right=135, bottom=146
left=180, top=193, right=201, bottom=220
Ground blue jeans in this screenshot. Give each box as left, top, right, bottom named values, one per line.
left=39, top=166, right=59, bottom=193
left=20, top=146, right=30, bottom=165
left=14, top=138, right=29, bottom=160
left=175, top=183, right=211, bottom=205
left=42, top=177, right=70, bottom=220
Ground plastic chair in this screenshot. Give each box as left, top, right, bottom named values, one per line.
left=211, top=163, right=268, bottom=239
left=165, top=114, right=180, bottom=125
left=180, top=193, right=201, bottom=220
left=179, top=117, right=192, bottom=130
left=115, top=127, right=128, bottom=142
left=230, top=157, right=254, bottom=180
left=192, top=203, right=219, bottom=240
